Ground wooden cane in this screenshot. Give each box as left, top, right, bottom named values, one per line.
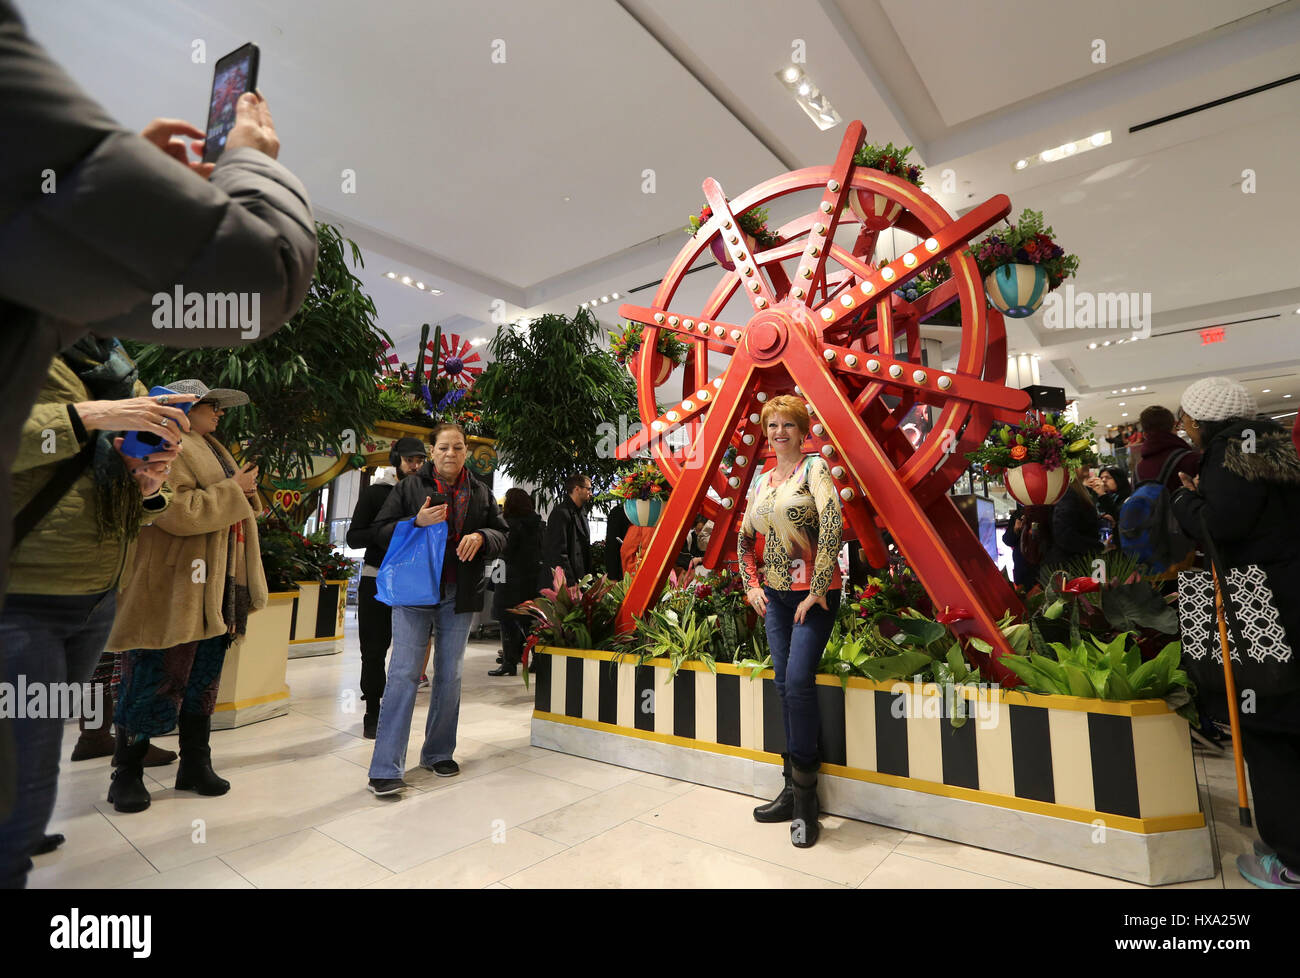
left=1212, top=566, right=1252, bottom=827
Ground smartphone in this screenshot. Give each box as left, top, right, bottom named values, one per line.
left=119, top=387, right=193, bottom=459
left=428, top=492, right=449, bottom=507
left=202, top=43, right=260, bottom=163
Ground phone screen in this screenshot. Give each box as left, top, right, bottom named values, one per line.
left=203, top=44, right=259, bottom=163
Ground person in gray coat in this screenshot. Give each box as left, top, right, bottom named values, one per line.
left=0, top=0, right=319, bottom=597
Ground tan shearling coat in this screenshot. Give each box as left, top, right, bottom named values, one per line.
left=107, top=431, right=268, bottom=651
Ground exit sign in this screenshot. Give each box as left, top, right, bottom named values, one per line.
left=1200, top=327, right=1226, bottom=345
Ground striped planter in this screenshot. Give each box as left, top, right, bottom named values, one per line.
left=706, top=231, right=757, bottom=271
left=1004, top=462, right=1069, bottom=506
left=287, top=580, right=348, bottom=657
left=985, top=263, right=1049, bottom=318
left=848, top=189, right=904, bottom=231
left=624, top=497, right=664, bottom=527
left=213, top=590, right=296, bottom=729
left=530, top=647, right=1213, bottom=885
left=627, top=348, right=674, bottom=387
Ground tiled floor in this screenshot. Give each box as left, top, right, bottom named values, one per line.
left=31, top=614, right=1257, bottom=889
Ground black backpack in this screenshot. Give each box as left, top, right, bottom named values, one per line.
left=1118, top=449, right=1195, bottom=573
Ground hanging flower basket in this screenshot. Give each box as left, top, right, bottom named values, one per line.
left=971, top=209, right=1080, bottom=319
left=629, top=347, right=675, bottom=386
left=1004, top=461, right=1069, bottom=506
left=707, top=231, right=758, bottom=271
left=849, top=191, right=905, bottom=231
left=985, top=263, right=1050, bottom=319
left=686, top=203, right=779, bottom=273
left=624, top=497, right=665, bottom=527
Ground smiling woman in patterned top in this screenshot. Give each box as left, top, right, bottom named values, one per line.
left=737, top=394, right=843, bottom=849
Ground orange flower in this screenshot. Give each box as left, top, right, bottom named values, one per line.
left=1010, top=445, right=1028, bottom=460
left=1041, top=424, right=1059, bottom=436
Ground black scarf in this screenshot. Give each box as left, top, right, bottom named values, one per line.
left=60, top=336, right=145, bottom=541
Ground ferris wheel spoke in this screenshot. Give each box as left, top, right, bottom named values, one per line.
left=618, top=355, right=760, bottom=631
left=814, top=195, right=1010, bottom=335
left=820, top=340, right=1026, bottom=413
left=789, top=122, right=863, bottom=308
left=619, top=303, right=745, bottom=351
left=702, top=179, right=778, bottom=315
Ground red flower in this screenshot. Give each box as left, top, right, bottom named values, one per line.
left=860, top=583, right=882, bottom=599
left=936, top=606, right=974, bottom=624
left=1063, top=576, right=1101, bottom=594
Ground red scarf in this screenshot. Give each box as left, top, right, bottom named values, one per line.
left=434, top=466, right=472, bottom=543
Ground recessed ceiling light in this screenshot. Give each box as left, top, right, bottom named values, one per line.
left=601, top=296, right=610, bottom=303
left=1103, top=341, right=1111, bottom=347
left=1122, top=413, right=1129, bottom=417
left=1015, top=159, right=1028, bottom=170
left=776, top=67, right=841, bottom=131
left=385, top=271, right=396, bottom=279
left=1119, top=402, right=1126, bottom=406
left=1111, top=389, right=1118, bottom=394
left=1286, top=394, right=1293, bottom=398
left=401, top=276, right=411, bottom=285
left=783, top=66, right=800, bottom=82
left=1015, top=130, right=1111, bottom=171
left=562, top=195, right=571, bottom=202
left=612, top=292, right=620, bottom=300
left=1263, top=388, right=1271, bottom=393
left=415, top=282, right=425, bottom=290
left=1088, top=342, right=1098, bottom=349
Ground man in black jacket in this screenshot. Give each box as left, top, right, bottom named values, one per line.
left=604, top=500, right=631, bottom=581
left=345, top=437, right=425, bottom=739
left=541, top=474, right=592, bottom=589
left=0, top=1, right=318, bottom=596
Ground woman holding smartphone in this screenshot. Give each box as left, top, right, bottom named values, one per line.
left=365, top=423, right=508, bottom=795
left=737, top=395, right=843, bottom=848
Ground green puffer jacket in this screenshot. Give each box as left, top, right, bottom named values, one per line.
left=9, top=357, right=171, bottom=595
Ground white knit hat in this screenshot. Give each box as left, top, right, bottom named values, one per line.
left=1179, top=376, right=1256, bottom=423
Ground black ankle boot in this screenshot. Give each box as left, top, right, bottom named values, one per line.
left=106, top=730, right=152, bottom=813
left=487, top=663, right=517, bottom=676
left=753, top=754, right=795, bottom=822
left=790, top=762, right=820, bottom=848
left=175, top=714, right=230, bottom=796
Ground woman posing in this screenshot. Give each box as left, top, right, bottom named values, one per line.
left=737, top=395, right=843, bottom=848
left=106, top=380, right=266, bottom=813
left=366, top=423, right=509, bottom=794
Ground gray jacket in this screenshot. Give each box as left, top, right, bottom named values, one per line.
left=0, top=0, right=318, bottom=592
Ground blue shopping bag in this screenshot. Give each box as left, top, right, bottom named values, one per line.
left=376, top=519, right=447, bottom=606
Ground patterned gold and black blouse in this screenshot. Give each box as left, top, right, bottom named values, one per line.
left=737, top=455, right=843, bottom=594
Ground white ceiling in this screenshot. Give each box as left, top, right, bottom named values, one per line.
left=21, top=0, right=1300, bottom=431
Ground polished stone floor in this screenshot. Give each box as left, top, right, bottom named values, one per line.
left=31, top=612, right=1258, bottom=889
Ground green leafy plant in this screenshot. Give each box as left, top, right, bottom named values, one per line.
left=518, top=570, right=629, bottom=654
left=127, top=223, right=391, bottom=483
left=966, top=411, right=1097, bottom=475
left=624, top=604, right=719, bottom=680
left=255, top=514, right=315, bottom=591
left=608, top=321, right=689, bottom=368
left=685, top=201, right=781, bottom=248
left=474, top=308, right=638, bottom=506
left=852, top=142, right=924, bottom=185
left=999, top=634, right=1196, bottom=723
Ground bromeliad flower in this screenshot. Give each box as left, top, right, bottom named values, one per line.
left=1063, top=576, right=1102, bottom=594
left=936, top=606, right=974, bottom=624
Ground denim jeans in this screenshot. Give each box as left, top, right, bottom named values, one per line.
left=0, top=590, right=116, bottom=889
left=367, top=585, right=474, bottom=780
left=763, top=588, right=841, bottom=771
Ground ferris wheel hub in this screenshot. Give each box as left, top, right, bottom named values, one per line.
left=743, top=302, right=820, bottom=366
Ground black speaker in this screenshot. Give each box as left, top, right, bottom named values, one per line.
left=1021, top=385, right=1067, bottom=411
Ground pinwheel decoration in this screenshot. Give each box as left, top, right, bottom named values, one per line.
left=426, top=332, right=485, bottom=388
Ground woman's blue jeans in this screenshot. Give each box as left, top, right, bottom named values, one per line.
left=367, top=585, right=474, bottom=780
left=763, top=588, right=841, bottom=771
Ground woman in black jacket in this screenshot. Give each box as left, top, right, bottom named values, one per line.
left=364, top=423, right=508, bottom=795
left=490, top=489, right=544, bottom=677
left=1041, top=470, right=1102, bottom=575
left=1170, top=377, right=1300, bottom=890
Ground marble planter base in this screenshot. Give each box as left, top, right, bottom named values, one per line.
left=287, top=638, right=343, bottom=658
left=211, top=687, right=292, bottom=730
left=532, top=717, right=1215, bottom=886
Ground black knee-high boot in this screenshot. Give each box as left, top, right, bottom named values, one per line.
left=753, top=753, right=795, bottom=822
left=790, top=762, right=820, bottom=848
left=106, top=730, right=152, bottom=813
left=174, top=714, right=230, bottom=795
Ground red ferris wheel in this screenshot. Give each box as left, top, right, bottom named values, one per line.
left=614, top=120, right=1032, bottom=672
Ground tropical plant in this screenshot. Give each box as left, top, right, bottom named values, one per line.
left=999, top=634, right=1196, bottom=723
left=255, top=514, right=315, bottom=591
left=623, top=603, right=720, bottom=680
left=608, top=321, right=689, bottom=368
left=474, top=308, right=638, bottom=505
left=303, top=529, right=358, bottom=581
left=970, top=208, right=1080, bottom=290
left=966, top=410, right=1097, bottom=475
left=127, top=222, right=391, bottom=483
left=518, top=570, right=629, bottom=654
left=852, top=141, right=924, bottom=185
